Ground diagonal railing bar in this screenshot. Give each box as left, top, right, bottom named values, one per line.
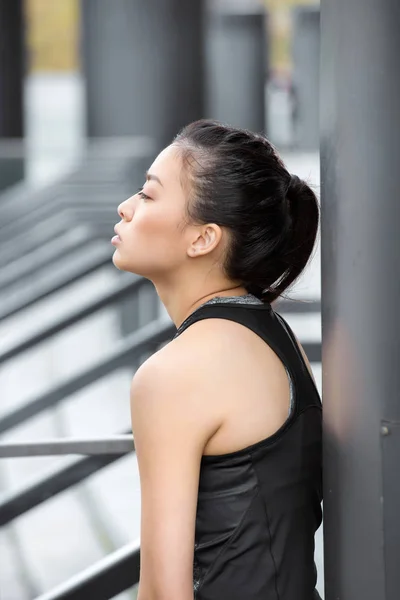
left=275, top=298, right=321, bottom=314
left=0, top=245, right=113, bottom=322
left=0, top=186, right=126, bottom=244
left=0, top=183, right=62, bottom=230
left=0, top=212, right=77, bottom=269
left=0, top=429, right=132, bottom=526
left=0, top=226, right=93, bottom=291
left=0, top=216, right=112, bottom=272
left=33, top=539, right=141, bottom=600
left=0, top=435, right=134, bottom=458
left=0, top=191, right=67, bottom=239
left=0, top=318, right=176, bottom=435
left=0, top=274, right=145, bottom=365
left=0, top=135, right=155, bottom=225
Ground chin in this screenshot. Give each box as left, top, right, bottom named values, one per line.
left=112, top=249, right=130, bottom=272
left=112, top=250, right=149, bottom=277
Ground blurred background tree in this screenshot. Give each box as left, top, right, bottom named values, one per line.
left=25, top=0, right=79, bottom=72
left=266, top=0, right=319, bottom=76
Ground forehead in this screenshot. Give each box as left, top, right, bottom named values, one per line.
left=148, top=144, right=183, bottom=188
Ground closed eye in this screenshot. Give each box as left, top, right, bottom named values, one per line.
left=136, top=187, right=152, bottom=201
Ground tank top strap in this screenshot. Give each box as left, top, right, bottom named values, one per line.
left=174, top=300, right=321, bottom=413
left=174, top=300, right=269, bottom=339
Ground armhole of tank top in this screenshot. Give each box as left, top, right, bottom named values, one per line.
left=274, top=311, right=320, bottom=401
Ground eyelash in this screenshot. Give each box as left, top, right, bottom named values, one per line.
left=136, top=187, right=151, bottom=201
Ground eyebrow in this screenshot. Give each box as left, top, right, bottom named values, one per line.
left=145, top=171, right=163, bottom=187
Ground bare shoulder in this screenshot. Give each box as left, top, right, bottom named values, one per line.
left=130, top=323, right=229, bottom=440
left=133, top=317, right=240, bottom=385
left=131, top=321, right=225, bottom=396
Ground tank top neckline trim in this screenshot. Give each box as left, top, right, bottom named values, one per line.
left=174, top=293, right=269, bottom=340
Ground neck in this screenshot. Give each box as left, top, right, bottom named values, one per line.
left=154, top=278, right=248, bottom=328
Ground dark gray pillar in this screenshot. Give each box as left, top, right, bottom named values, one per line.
left=292, top=6, right=320, bottom=150
left=0, top=0, right=24, bottom=138
left=80, top=0, right=205, bottom=147
left=0, top=0, right=25, bottom=190
left=320, top=1, right=400, bottom=599
left=205, top=0, right=267, bottom=133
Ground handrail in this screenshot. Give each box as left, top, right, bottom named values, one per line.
left=0, top=185, right=126, bottom=242
left=0, top=210, right=112, bottom=269
left=275, top=298, right=321, bottom=313
left=0, top=430, right=132, bottom=526
left=0, top=244, right=113, bottom=322
left=0, top=318, right=176, bottom=435
left=0, top=197, right=119, bottom=251
left=0, top=135, right=156, bottom=224
left=0, top=213, right=77, bottom=268
left=0, top=226, right=93, bottom=291
left=0, top=273, right=145, bottom=364
left=0, top=435, right=134, bottom=457
left=34, top=539, right=140, bottom=600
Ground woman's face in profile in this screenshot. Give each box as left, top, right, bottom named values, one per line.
left=112, top=144, right=193, bottom=279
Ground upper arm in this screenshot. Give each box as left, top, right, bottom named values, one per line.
left=131, top=348, right=221, bottom=600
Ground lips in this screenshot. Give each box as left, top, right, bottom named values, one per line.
left=112, top=225, right=122, bottom=245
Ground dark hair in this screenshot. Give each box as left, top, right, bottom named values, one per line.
left=173, top=119, right=319, bottom=303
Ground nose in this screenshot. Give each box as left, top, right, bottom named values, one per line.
left=117, top=196, right=134, bottom=221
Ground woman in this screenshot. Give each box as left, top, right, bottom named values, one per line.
left=112, top=120, right=322, bottom=600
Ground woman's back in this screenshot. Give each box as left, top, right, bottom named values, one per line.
left=173, top=296, right=322, bottom=600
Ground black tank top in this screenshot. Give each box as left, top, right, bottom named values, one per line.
left=174, top=297, right=323, bottom=600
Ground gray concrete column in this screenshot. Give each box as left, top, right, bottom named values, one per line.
left=0, top=0, right=24, bottom=138
left=204, top=0, right=267, bottom=133
left=80, top=0, right=205, bottom=147
left=292, top=6, right=320, bottom=150
left=0, top=0, right=25, bottom=190
left=320, top=1, right=400, bottom=599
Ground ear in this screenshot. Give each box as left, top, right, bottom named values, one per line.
left=187, top=224, right=223, bottom=258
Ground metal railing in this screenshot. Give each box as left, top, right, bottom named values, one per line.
left=0, top=431, right=133, bottom=526
left=0, top=435, right=134, bottom=458
left=0, top=243, right=113, bottom=322
left=34, top=540, right=141, bottom=600
left=0, top=136, right=156, bottom=224
left=0, top=137, right=158, bottom=599
left=0, top=436, right=140, bottom=598
left=0, top=316, right=176, bottom=435
left=0, top=272, right=144, bottom=365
